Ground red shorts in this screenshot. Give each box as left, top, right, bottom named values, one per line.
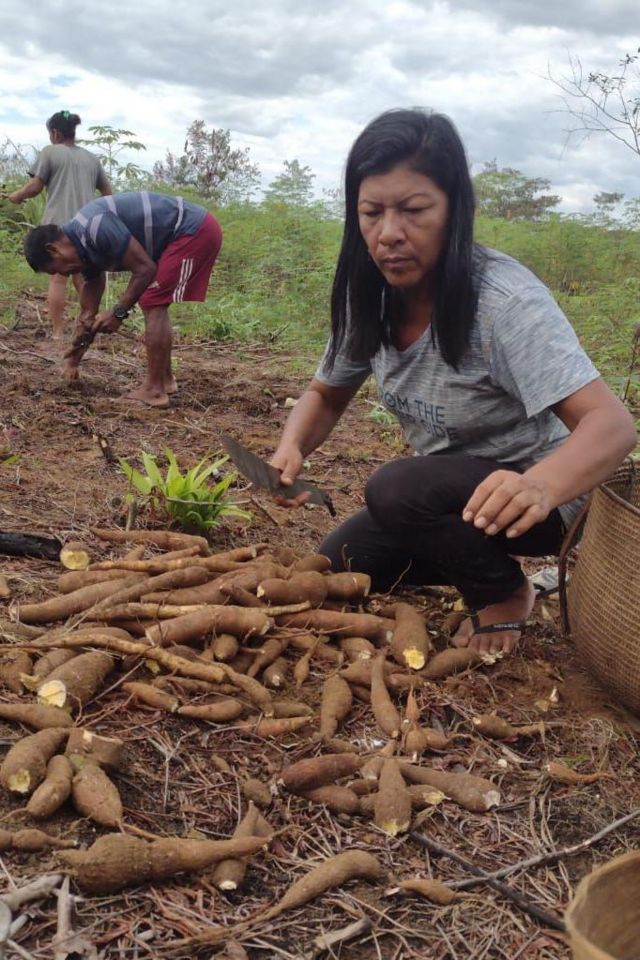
left=139, top=212, right=222, bottom=308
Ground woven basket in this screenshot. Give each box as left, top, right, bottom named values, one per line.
left=565, top=849, right=640, bottom=959
left=560, top=459, right=640, bottom=713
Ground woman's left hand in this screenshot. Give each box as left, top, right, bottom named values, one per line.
left=462, top=469, right=553, bottom=539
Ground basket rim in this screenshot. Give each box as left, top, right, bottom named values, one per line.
left=600, top=473, right=640, bottom=519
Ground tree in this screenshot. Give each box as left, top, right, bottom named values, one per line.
left=593, top=190, right=624, bottom=226
left=473, top=161, right=561, bottom=220
left=153, top=122, right=260, bottom=203
left=0, top=137, right=32, bottom=182
left=548, top=50, right=640, bottom=158
left=264, top=159, right=315, bottom=207
left=623, top=197, right=640, bottom=229
left=79, top=125, right=147, bottom=185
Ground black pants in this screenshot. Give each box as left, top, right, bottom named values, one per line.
left=319, top=454, right=565, bottom=610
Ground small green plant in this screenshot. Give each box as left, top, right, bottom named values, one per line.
left=117, top=448, right=251, bottom=533
left=366, top=401, right=396, bottom=426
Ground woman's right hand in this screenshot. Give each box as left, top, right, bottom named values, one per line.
left=270, top=444, right=310, bottom=509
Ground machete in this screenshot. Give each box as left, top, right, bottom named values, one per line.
left=221, top=434, right=336, bottom=517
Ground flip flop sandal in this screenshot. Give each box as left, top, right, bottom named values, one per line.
left=469, top=613, right=531, bottom=635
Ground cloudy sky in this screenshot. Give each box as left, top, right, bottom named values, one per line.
left=1, top=1, right=638, bottom=212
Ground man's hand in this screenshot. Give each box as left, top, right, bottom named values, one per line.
left=270, top=445, right=310, bottom=509
left=91, top=310, right=122, bottom=334
left=7, top=191, right=23, bottom=204
left=462, top=469, right=552, bottom=539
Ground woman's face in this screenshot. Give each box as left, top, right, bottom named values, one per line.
left=357, top=162, right=449, bottom=293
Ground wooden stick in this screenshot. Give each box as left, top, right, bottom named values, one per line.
left=448, top=806, right=640, bottom=891
left=409, top=832, right=566, bottom=931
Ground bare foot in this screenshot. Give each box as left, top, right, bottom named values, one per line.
left=165, top=375, right=178, bottom=395
left=121, top=385, right=170, bottom=409
left=452, top=579, right=535, bottom=655
left=62, top=361, right=80, bottom=382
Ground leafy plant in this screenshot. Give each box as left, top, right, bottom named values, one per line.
left=366, top=401, right=396, bottom=426
left=117, top=448, right=251, bottom=533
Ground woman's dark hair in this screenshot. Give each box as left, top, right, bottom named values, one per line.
left=24, top=224, right=64, bottom=272
left=46, top=111, right=81, bottom=140
left=328, top=107, right=477, bottom=370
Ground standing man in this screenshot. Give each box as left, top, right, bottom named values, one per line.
left=8, top=110, right=112, bottom=340
left=22, top=191, right=222, bottom=407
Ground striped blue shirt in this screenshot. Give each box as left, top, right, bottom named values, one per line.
left=62, top=191, right=207, bottom=273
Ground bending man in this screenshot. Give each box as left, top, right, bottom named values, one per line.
left=23, top=191, right=222, bottom=407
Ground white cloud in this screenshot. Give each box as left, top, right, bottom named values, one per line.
left=0, top=0, right=638, bottom=211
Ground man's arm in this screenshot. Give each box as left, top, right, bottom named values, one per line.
left=8, top=177, right=46, bottom=204
left=79, top=274, right=106, bottom=323
left=63, top=273, right=106, bottom=379
left=90, top=236, right=156, bottom=333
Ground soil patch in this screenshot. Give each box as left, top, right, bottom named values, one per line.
left=1, top=295, right=639, bottom=959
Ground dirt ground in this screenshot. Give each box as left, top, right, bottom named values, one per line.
left=1, top=293, right=639, bottom=960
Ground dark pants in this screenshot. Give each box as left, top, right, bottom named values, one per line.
left=319, top=454, right=565, bottom=610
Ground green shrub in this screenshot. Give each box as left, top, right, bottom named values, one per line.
left=117, top=448, right=251, bottom=533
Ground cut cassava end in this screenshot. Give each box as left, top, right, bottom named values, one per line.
left=399, top=762, right=501, bottom=813
left=37, top=651, right=114, bottom=710
left=262, top=656, right=289, bottom=688
left=339, top=636, right=375, bottom=661
left=60, top=541, right=92, bottom=570
left=59, top=832, right=268, bottom=894
left=212, top=802, right=264, bottom=891
left=0, top=726, right=69, bottom=795
left=374, top=759, right=412, bottom=836
left=389, top=603, right=431, bottom=671
left=65, top=728, right=124, bottom=771
left=323, top=572, right=371, bottom=603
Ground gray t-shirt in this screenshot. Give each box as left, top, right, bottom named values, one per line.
left=315, top=248, right=600, bottom=529
left=31, top=144, right=109, bottom=225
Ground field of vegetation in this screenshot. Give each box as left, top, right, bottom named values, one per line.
left=1, top=168, right=638, bottom=427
